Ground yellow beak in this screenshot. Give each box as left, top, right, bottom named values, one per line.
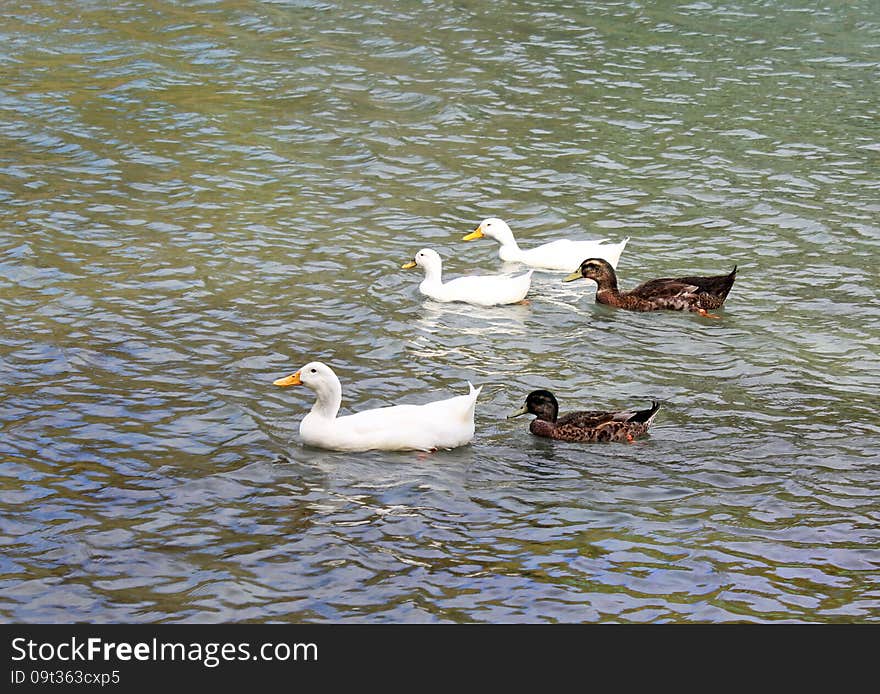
left=562, top=271, right=584, bottom=283
left=273, top=371, right=302, bottom=387
left=462, top=227, right=484, bottom=241
left=401, top=260, right=417, bottom=270
left=507, top=404, right=529, bottom=419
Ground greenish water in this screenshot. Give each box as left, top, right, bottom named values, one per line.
left=1, top=0, right=878, bottom=622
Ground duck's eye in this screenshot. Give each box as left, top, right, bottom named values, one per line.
left=310, top=368, right=317, bottom=373
left=486, top=222, right=492, bottom=227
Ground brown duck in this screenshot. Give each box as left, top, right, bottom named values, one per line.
left=508, top=390, right=660, bottom=443
left=563, top=258, right=737, bottom=318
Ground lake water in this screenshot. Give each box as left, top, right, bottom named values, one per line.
left=1, top=0, right=878, bottom=623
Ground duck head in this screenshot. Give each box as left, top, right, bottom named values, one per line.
left=275, top=359, right=341, bottom=398
left=508, top=389, right=560, bottom=423
left=463, top=218, right=517, bottom=248
left=563, top=257, right=617, bottom=286
left=401, top=248, right=443, bottom=277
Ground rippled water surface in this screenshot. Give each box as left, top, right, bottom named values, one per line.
left=2, top=0, right=879, bottom=623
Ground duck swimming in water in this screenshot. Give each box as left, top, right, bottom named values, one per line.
left=508, top=389, right=660, bottom=443
left=462, top=218, right=629, bottom=272
left=401, top=247, right=532, bottom=306
left=563, top=258, right=737, bottom=318
left=274, top=361, right=482, bottom=452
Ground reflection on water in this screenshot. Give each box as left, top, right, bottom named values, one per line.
left=1, top=0, right=878, bottom=623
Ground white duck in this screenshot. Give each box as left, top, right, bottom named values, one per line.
left=462, top=217, right=629, bottom=272
left=273, top=361, right=482, bottom=452
left=402, top=248, right=532, bottom=306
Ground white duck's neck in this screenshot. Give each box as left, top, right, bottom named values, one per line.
left=308, top=376, right=342, bottom=420
left=494, top=228, right=522, bottom=260
left=420, top=259, right=444, bottom=288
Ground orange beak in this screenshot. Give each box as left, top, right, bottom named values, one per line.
left=462, top=226, right=484, bottom=241
left=273, top=371, right=302, bottom=387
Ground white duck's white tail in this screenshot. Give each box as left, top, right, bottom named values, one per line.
left=604, top=236, right=630, bottom=269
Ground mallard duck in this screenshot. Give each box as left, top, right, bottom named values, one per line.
left=462, top=218, right=629, bottom=272
left=401, top=248, right=532, bottom=306
left=563, top=258, right=737, bottom=317
left=508, top=390, right=660, bottom=443
left=273, top=361, right=482, bottom=452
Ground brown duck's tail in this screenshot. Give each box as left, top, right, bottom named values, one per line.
left=629, top=401, right=661, bottom=425
left=716, top=264, right=737, bottom=302
left=684, top=264, right=737, bottom=302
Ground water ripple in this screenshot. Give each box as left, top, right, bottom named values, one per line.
left=1, top=0, right=878, bottom=623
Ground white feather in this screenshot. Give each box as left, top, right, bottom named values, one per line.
left=471, top=218, right=629, bottom=272
left=280, top=361, right=482, bottom=452
left=406, top=248, right=532, bottom=306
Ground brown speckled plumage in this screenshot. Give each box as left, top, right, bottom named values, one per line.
left=565, top=258, right=737, bottom=314
left=509, top=390, right=660, bottom=443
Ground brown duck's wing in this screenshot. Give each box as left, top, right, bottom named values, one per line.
left=558, top=405, right=655, bottom=427
left=673, top=266, right=737, bottom=299
left=556, top=410, right=617, bottom=429
left=553, top=418, right=641, bottom=443
left=628, top=267, right=737, bottom=302
left=628, top=278, right=700, bottom=301
left=552, top=402, right=661, bottom=443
